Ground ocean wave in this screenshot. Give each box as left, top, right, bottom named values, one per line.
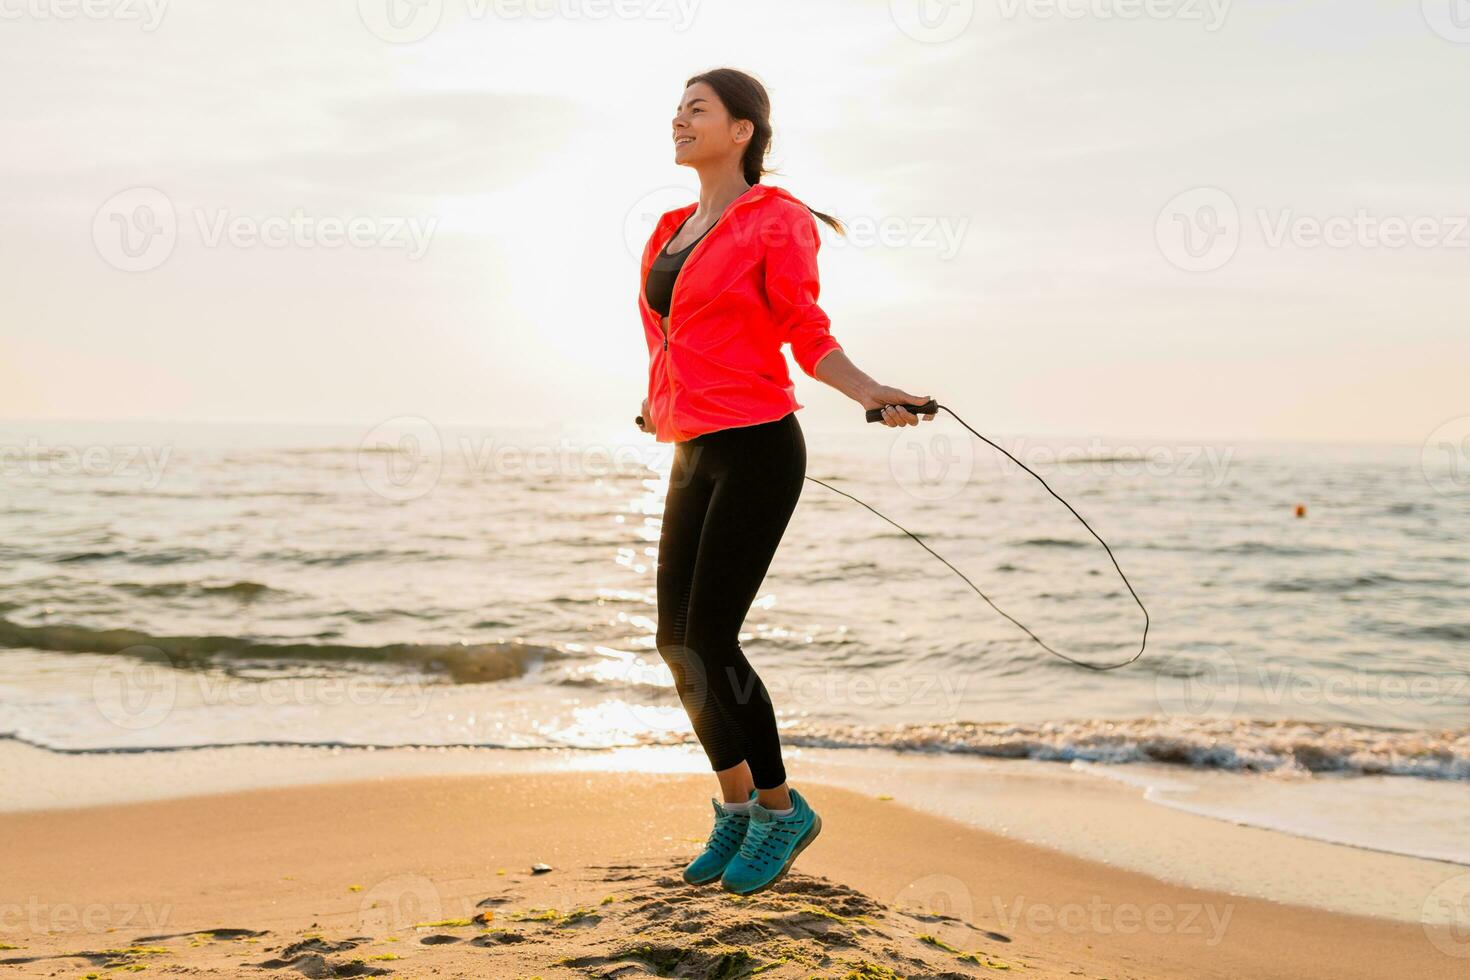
left=6, top=716, right=1466, bottom=783
left=252, top=548, right=454, bottom=567
left=113, top=580, right=283, bottom=601
left=1215, top=541, right=1347, bottom=558
left=1265, top=573, right=1453, bottom=593
left=743, top=718, right=1470, bottom=781
left=1401, top=623, right=1470, bottom=643
left=53, top=547, right=216, bottom=566
left=0, top=616, right=566, bottom=684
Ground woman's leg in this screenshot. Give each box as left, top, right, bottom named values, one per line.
left=681, top=413, right=807, bottom=807
left=655, top=435, right=753, bottom=794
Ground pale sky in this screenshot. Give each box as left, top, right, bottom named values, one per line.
left=2, top=0, right=1465, bottom=444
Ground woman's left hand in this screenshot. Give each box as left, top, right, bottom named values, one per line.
left=861, top=384, right=937, bottom=427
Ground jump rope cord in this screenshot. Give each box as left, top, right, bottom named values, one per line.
left=803, top=404, right=1150, bottom=672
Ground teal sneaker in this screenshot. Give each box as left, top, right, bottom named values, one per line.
left=682, top=789, right=757, bottom=885
left=719, top=787, right=822, bottom=895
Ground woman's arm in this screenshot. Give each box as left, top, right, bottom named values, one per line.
left=764, top=204, right=936, bottom=428
left=813, top=349, right=937, bottom=428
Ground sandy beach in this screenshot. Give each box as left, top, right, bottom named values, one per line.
left=1, top=759, right=1462, bottom=980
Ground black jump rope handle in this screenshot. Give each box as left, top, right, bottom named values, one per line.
left=637, top=399, right=939, bottom=430
left=865, top=399, right=938, bottom=423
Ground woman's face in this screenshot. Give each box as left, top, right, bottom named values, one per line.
left=672, top=82, right=749, bottom=167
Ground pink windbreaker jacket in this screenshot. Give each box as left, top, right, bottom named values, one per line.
left=638, top=182, right=843, bottom=443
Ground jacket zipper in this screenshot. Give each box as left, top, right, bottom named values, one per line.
left=655, top=186, right=763, bottom=442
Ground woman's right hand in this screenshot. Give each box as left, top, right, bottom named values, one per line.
left=636, top=398, right=654, bottom=434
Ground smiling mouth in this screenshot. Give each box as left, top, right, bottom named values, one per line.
left=675, top=137, right=694, bottom=146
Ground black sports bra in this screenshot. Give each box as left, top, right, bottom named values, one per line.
left=644, top=215, right=714, bottom=317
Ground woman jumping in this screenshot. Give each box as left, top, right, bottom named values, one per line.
left=635, top=67, right=936, bottom=895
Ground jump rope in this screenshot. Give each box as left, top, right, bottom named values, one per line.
left=638, top=399, right=1149, bottom=672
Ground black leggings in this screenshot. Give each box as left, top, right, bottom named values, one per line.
left=655, top=411, right=806, bottom=790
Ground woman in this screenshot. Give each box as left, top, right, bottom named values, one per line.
left=635, top=67, right=936, bottom=895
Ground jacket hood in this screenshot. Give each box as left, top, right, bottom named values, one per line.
left=658, top=182, right=802, bottom=229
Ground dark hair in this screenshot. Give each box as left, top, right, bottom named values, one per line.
left=685, top=67, right=847, bottom=238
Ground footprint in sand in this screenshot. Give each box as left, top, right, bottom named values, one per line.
left=250, top=951, right=391, bottom=978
